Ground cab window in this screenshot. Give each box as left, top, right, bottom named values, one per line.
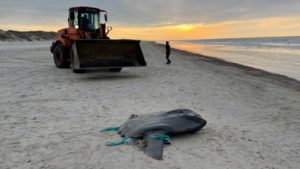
left=69, top=11, right=79, bottom=29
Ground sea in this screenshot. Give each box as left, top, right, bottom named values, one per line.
left=167, top=36, right=300, bottom=81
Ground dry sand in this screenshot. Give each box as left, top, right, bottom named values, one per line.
left=0, top=41, right=299, bottom=169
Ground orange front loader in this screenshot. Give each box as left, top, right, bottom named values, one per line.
left=50, top=6, right=146, bottom=73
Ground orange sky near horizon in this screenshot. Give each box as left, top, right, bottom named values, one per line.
left=1, top=16, right=300, bottom=40
left=110, top=16, right=300, bottom=40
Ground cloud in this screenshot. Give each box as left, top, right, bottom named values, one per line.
left=1, top=0, right=300, bottom=28
left=0, top=0, right=300, bottom=40
left=105, top=0, right=300, bottom=26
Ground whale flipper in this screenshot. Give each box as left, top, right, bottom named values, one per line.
left=144, top=130, right=168, bottom=160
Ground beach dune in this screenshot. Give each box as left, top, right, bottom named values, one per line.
left=0, top=41, right=299, bottom=169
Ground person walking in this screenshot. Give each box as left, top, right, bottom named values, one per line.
left=166, top=41, right=171, bottom=64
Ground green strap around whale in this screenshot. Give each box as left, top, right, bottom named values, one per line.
left=105, top=136, right=129, bottom=146
left=100, top=126, right=120, bottom=132
left=100, top=126, right=125, bottom=146
left=100, top=126, right=170, bottom=146
left=148, top=134, right=170, bottom=143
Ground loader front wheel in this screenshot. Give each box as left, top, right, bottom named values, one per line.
left=109, top=68, right=122, bottom=72
left=53, top=44, right=70, bottom=68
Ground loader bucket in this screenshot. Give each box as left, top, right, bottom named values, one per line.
left=71, top=39, right=146, bottom=69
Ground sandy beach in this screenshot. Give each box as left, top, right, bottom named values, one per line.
left=0, top=41, right=299, bottom=169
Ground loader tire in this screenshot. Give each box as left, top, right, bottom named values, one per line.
left=109, top=68, right=122, bottom=72
left=53, top=44, right=70, bottom=68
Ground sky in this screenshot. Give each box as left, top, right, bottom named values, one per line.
left=0, top=0, right=300, bottom=40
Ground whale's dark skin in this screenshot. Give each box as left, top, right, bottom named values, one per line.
left=117, top=109, right=207, bottom=160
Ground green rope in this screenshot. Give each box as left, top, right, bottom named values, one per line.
left=100, top=126, right=120, bottom=132
left=148, top=134, right=170, bottom=143
left=100, top=126, right=171, bottom=146
left=105, top=137, right=128, bottom=146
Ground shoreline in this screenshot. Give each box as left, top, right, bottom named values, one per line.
left=156, top=42, right=300, bottom=90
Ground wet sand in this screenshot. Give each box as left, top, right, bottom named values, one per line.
left=0, top=41, right=299, bottom=169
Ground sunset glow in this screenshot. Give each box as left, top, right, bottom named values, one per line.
left=110, top=16, right=300, bottom=40
left=177, top=25, right=195, bottom=31
left=1, top=1, right=300, bottom=40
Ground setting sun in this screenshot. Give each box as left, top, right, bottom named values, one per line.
left=177, top=25, right=194, bottom=31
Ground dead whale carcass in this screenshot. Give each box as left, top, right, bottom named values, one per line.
left=101, top=109, right=207, bottom=160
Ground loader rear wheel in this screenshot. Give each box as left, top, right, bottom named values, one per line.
left=53, top=44, right=70, bottom=68
left=109, top=68, right=122, bottom=72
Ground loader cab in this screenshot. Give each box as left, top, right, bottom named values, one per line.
left=68, top=7, right=107, bottom=33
